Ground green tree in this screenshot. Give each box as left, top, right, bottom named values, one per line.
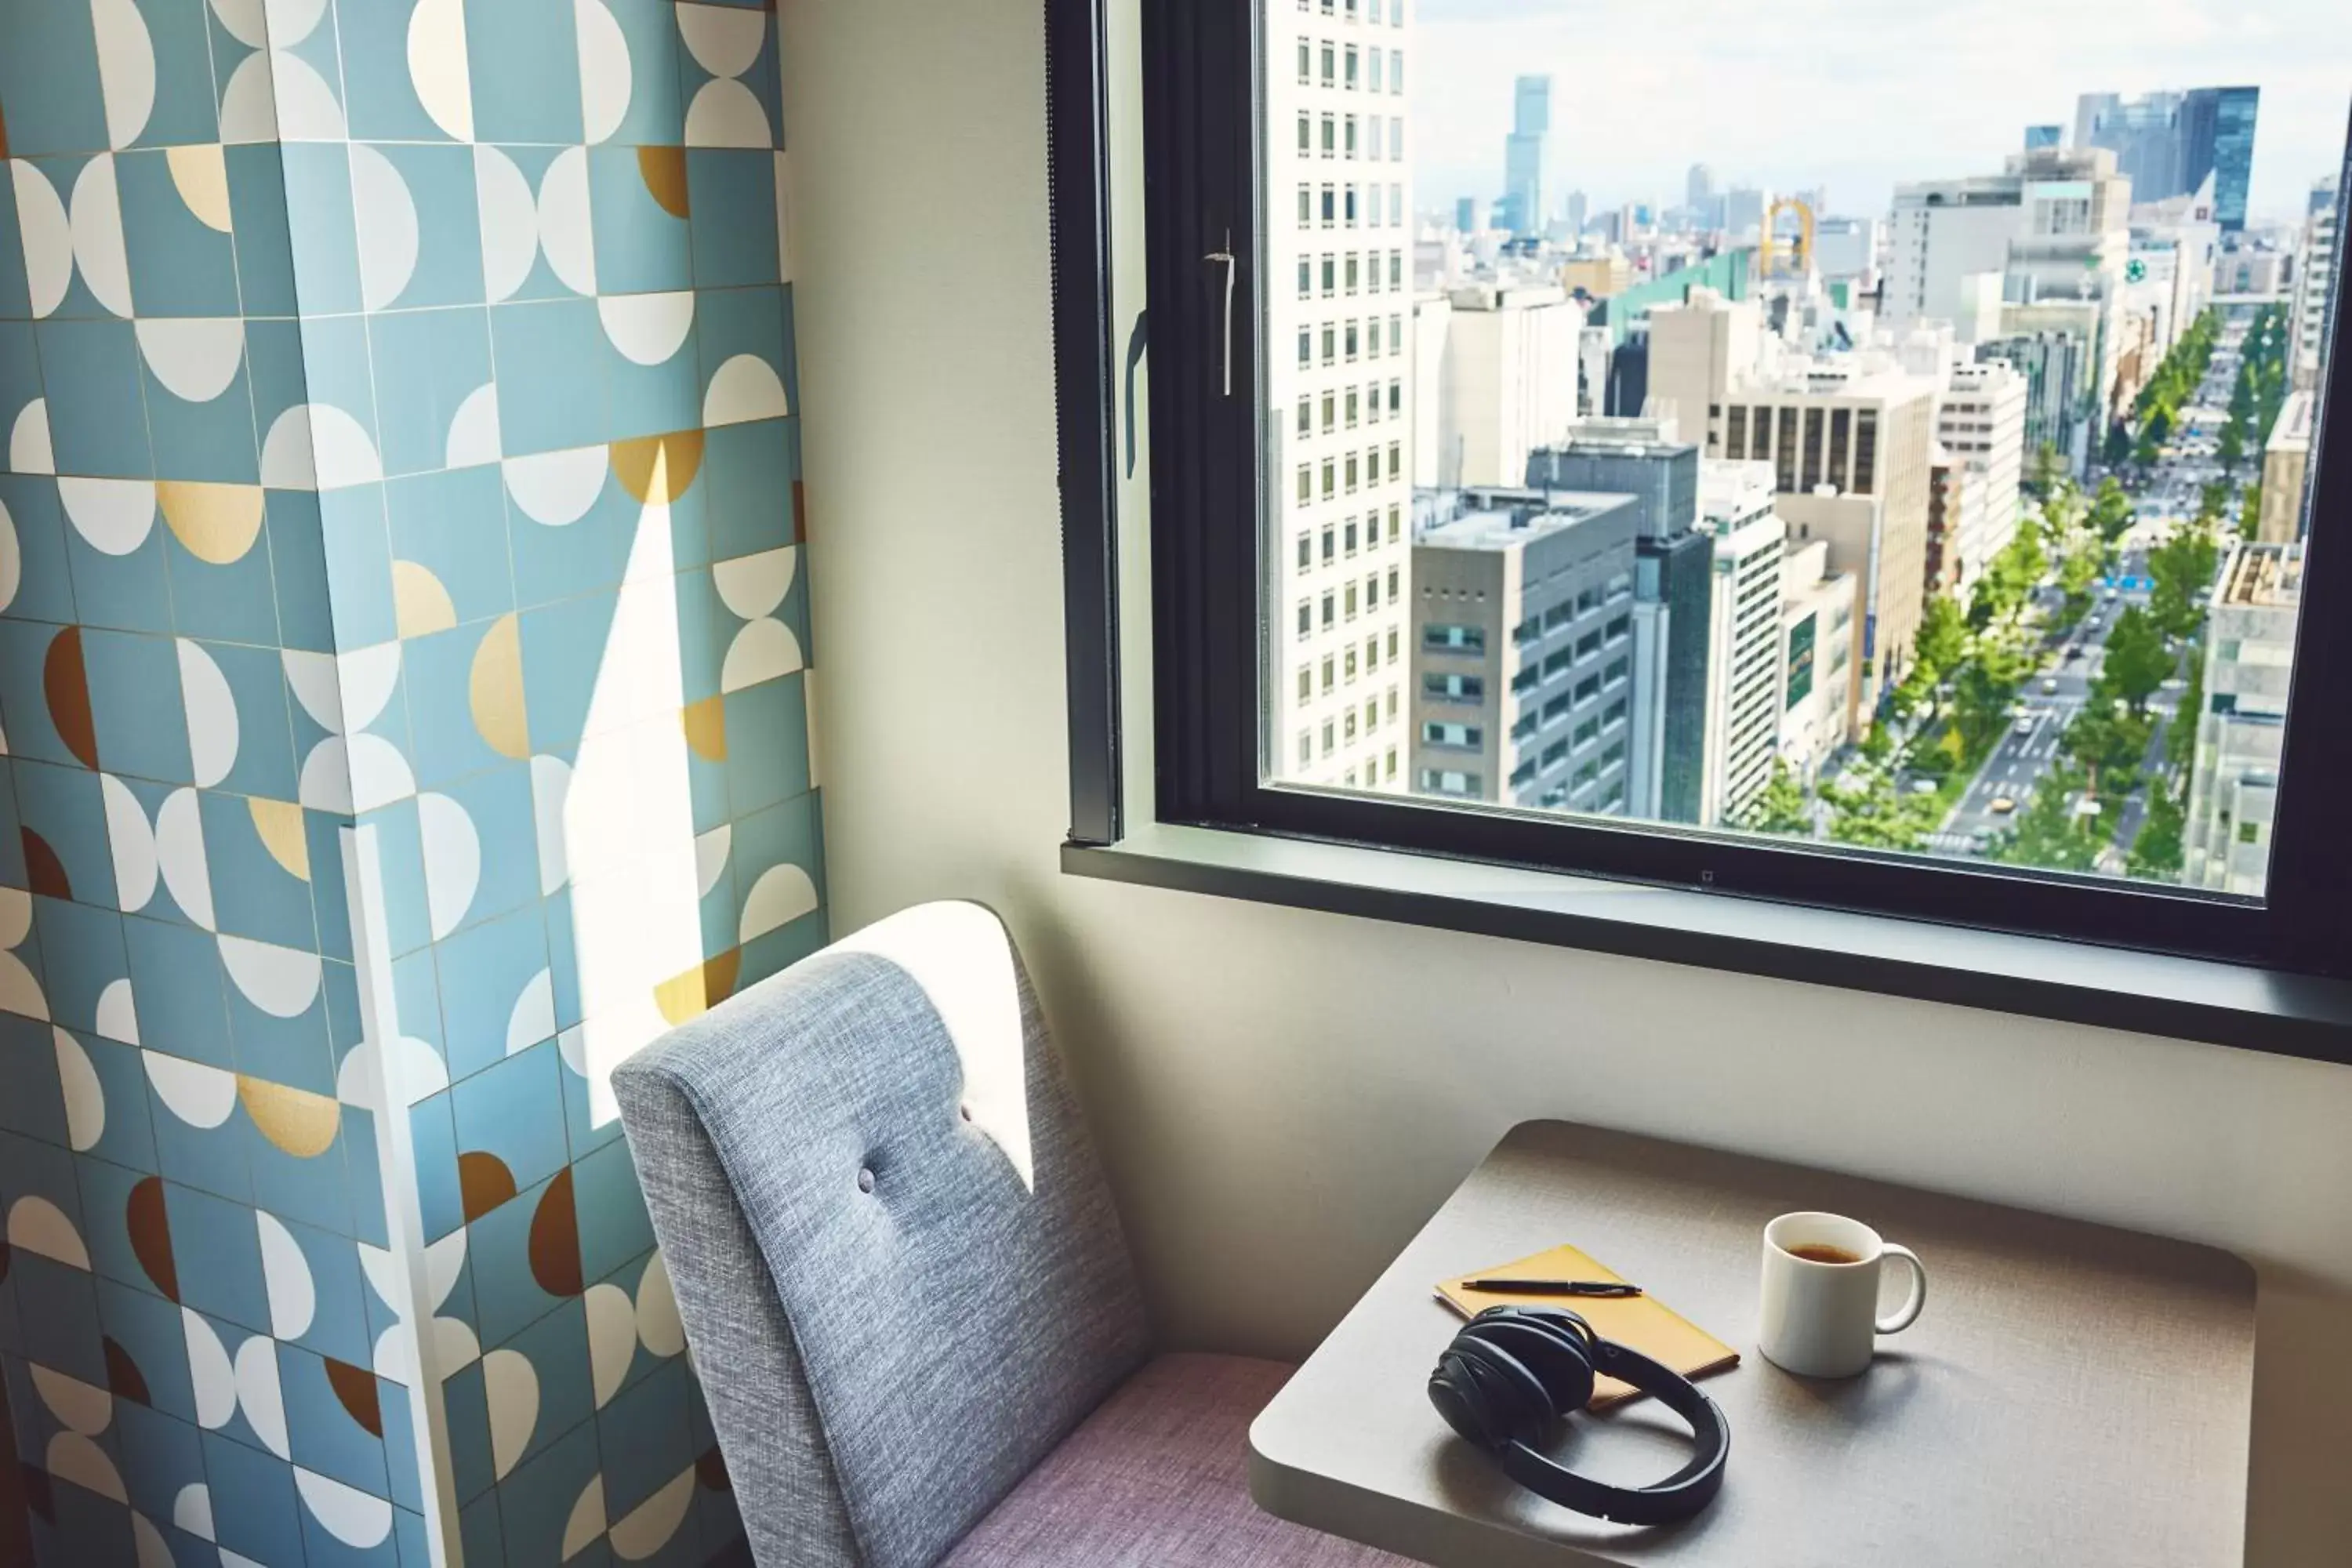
left=2165, top=646, right=2203, bottom=775
left=2100, top=606, right=2174, bottom=716
left=2238, top=478, right=2263, bottom=541
left=1951, top=659, right=2023, bottom=758
left=1824, top=771, right=1937, bottom=852
left=2197, top=480, right=2234, bottom=525
left=2217, top=422, right=2245, bottom=471
left=1743, top=759, right=1814, bottom=837
left=2027, top=441, right=2064, bottom=497
left=2146, top=523, right=2219, bottom=639
left=2102, top=421, right=2134, bottom=470
left=2089, top=477, right=2136, bottom=545
left=2055, top=529, right=2103, bottom=626
left=1995, top=765, right=2103, bottom=873
left=2127, top=790, right=2186, bottom=880
left=1913, top=596, right=1968, bottom=684
left=2062, top=699, right=2152, bottom=796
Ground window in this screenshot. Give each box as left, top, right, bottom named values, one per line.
left=1425, top=624, right=1484, bottom=653
left=1423, top=721, right=1482, bottom=749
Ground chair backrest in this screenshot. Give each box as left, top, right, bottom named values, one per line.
left=612, top=902, right=1150, bottom=1568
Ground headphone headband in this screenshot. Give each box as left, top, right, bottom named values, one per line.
left=1428, top=1306, right=1730, bottom=1526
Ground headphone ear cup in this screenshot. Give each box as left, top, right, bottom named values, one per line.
left=1463, top=1308, right=1598, bottom=1417
left=1427, top=1334, right=1555, bottom=1452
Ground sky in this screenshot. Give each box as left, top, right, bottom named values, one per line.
left=1411, top=0, right=2352, bottom=227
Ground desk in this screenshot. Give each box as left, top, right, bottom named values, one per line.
left=1249, top=1121, right=2255, bottom=1567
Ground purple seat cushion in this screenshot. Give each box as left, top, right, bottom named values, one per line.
left=938, top=1352, right=1414, bottom=1567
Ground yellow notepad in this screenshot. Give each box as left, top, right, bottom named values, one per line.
left=1436, top=1243, right=1740, bottom=1411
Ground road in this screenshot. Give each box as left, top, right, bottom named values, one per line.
left=1918, top=314, right=2244, bottom=863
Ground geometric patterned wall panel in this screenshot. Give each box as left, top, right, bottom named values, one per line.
left=1, top=0, right=824, bottom=1562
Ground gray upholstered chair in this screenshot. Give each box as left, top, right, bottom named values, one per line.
left=612, top=901, right=1405, bottom=1568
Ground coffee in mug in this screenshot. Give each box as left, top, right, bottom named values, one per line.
left=1758, top=1212, right=1926, bottom=1378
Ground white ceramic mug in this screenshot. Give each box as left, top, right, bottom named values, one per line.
left=1758, top=1211, right=1926, bottom=1378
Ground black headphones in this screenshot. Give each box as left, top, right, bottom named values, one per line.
left=1428, top=1305, right=1730, bottom=1526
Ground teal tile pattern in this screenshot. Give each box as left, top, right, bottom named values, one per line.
left=2, top=0, right=816, bottom=1562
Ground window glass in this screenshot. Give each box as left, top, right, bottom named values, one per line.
left=1257, top=0, right=2343, bottom=899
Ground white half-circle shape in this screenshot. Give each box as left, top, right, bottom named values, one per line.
left=298, top=736, right=354, bottom=814
left=336, top=1033, right=449, bottom=1113
left=608, top=1468, right=696, bottom=1561
left=563, top=1475, right=608, bottom=1562
left=434, top=1314, right=481, bottom=1374
left=712, top=545, right=795, bottom=619
left=446, top=382, right=502, bottom=470
left=636, top=1252, right=684, bottom=1357
left=347, top=732, right=418, bottom=813
left=406, top=0, right=474, bottom=140
left=371, top=1322, right=416, bottom=1387
left=256, top=1210, right=318, bottom=1340
left=9, top=399, right=54, bottom=473
left=674, top=2, right=766, bottom=78
left=12, top=163, right=71, bottom=318
left=31, top=1363, right=113, bottom=1435
left=694, top=825, right=731, bottom=900
left=720, top=618, right=803, bottom=692
left=537, top=147, right=597, bottom=296
left=156, top=787, right=216, bottom=930
left=216, top=50, right=278, bottom=143
left=583, top=1283, right=636, bottom=1408
left=136, top=318, right=245, bottom=405
left=507, top=968, right=554, bottom=1056
left=56, top=1028, right=107, bottom=1152
left=282, top=648, right=344, bottom=732
left=296, top=1468, right=394, bottom=1548
left=93, top=0, right=158, bottom=149
left=357, top=1243, right=399, bottom=1311
left=1, top=492, right=18, bottom=612
left=575, top=0, right=633, bottom=143
left=483, top=1348, right=540, bottom=1481
left=597, top=292, right=695, bottom=367
left=270, top=52, right=345, bottom=140
left=144, top=1050, right=236, bottom=1128
left=739, top=863, right=818, bottom=945
left=173, top=1479, right=217, bottom=1540
left=178, top=639, right=241, bottom=789
left=233, top=1331, right=289, bottom=1458
left=350, top=143, right=420, bottom=313
left=183, top=1310, right=237, bottom=1428
left=58, top=477, right=156, bottom=555
left=9, top=1196, right=91, bottom=1269
left=531, top=754, right=572, bottom=895
left=426, top=1228, right=469, bottom=1311
left=417, top=791, right=481, bottom=941
left=1, top=886, right=32, bottom=946
left=132, top=1510, right=172, bottom=1568
left=47, top=1433, right=128, bottom=1503
left=702, top=354, right=789, bottom=426
left=260, top=405, right=318, bottom=488
left=166, top=144, right=234, bottom=232
left=309, top=404, right=384, bottom=489
left=94, top=978, right=139, bottom=1045
left=336, top=641, right=404, bottom=731
left=209, top=0, right=267, bottom=47
left=503, top=445, right=608, bottom=527
left=101, top=773, right=160, bottom=913
left=684, top=78, right=769, bottom=150
left=263, top=0, right=328, bottom=45
left=557, top=1024, right=586, bottom=1078
left=68, top=155, right=135, bottom=317
left=219, top=935, right=322, bottom=1019
left=0, top=953, right=45, bottom=1024
left=475, top=146, right=538, bottom=303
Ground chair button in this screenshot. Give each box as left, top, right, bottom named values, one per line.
left=857, top=1168, right=876, bottom=1194
left=959, top=1105, right=973, bottom=1123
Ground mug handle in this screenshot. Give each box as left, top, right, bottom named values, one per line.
left=1876, top=1244, right=1927, bottom=1335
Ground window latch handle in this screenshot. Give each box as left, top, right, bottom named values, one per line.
left=1205, top=231, right=1236, bottom=398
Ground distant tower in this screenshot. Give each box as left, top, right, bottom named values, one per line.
left=1502, top=76, right=1555, bottom=237
left=2024, top=124, right=2063, bottom=151
left=1565, top=189, right=1589, bottom=236
left=1455, top=195, right=1485, bottom=234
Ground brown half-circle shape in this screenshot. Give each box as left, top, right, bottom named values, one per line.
left=43, top=626, right=99, bottom=770
left=457, top=1151, right=518, bottom=1224
left=325, top=1357, right=383, bottom=1437
left=528, top=1167, right=584, bottom=1298
left=638, top=147, right=690, bottom=219
left=127, top=1175, right=179, bottom=1302
left=21, top=829, right=71, bottom=901
left=696, top=1446, right=731, bottom=1493
left=103, top=1338, right=153, bottom=1406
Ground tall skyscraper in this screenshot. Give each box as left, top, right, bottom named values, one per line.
left=1686, top=162, right=1716, bottom=220
left=1269, top=0, right=1414, bottom=793
left=1502, top=75, right=1555, bottom=237
left=2074, top=86, right=2259, bottom=230
left=2292, top=174, right=2339, bottom=380
left=2184, top=541, right=2302, bottom=892
left=1565, top=188, right=1589, bottom=236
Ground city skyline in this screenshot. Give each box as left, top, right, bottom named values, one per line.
left=1412, top=0, right=2351, bottom=227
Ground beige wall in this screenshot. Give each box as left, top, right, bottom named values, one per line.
left=779, top=2, right=2352, bottom=1561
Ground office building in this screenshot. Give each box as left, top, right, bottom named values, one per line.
left=1924, top=459, right=1973, bottom=603
left=1933, top=360, right=2027, bottom=590
left=2183, top=541, right=2302, bottom=893
left=1417, top=283, right=1584, bottom=488
left=2213, top=247, right=2288, bottom=299
left=1565, top=188, right=1589, bottom=237
left=1455, top=195, right=1485, bottom=234
left=1502, top=75, right=1555, bottom=237
left=1979, top=329, right=2094, bottom=477
left=1409, top=491, right=1642, bottom=811
left=2292, top=177, right=2338, bottom=385
left=1560, top=252, right=1634, bottom=299
left=1697, top=463, right=1788, bottom=825
left=1523, top=417, right=1698, bottom=539
left=1777, top=538, right=1860, bottom=784
left=1271, top=0, right=1415, bottom=792
left=2257, top=390, right=2314, bottom=543
left=2075, top=87, right=2259, bottom=232
left=1811, top=216, right=1878, bottom=283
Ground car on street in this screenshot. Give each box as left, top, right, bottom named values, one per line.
left=1909, top=779, right=1938, bottom=796
left=2013, top=714, right=2037, bottom=735
left=2040, top=677, right=2060, bottom=694
left=1989, top=797, right=2017, bottom=815
left=2064, top=645, right=2085, bottom=660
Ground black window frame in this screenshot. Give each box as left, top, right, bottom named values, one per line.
left=1056, top=0, right=2352, bottom=985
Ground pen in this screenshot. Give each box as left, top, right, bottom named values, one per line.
left=1464, top=1279, right=1644, bottom=1297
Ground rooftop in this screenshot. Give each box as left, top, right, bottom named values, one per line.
left=1419, top=490, right=1637, bottom=551
left=2216, top=540, right=2305, bottom=611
